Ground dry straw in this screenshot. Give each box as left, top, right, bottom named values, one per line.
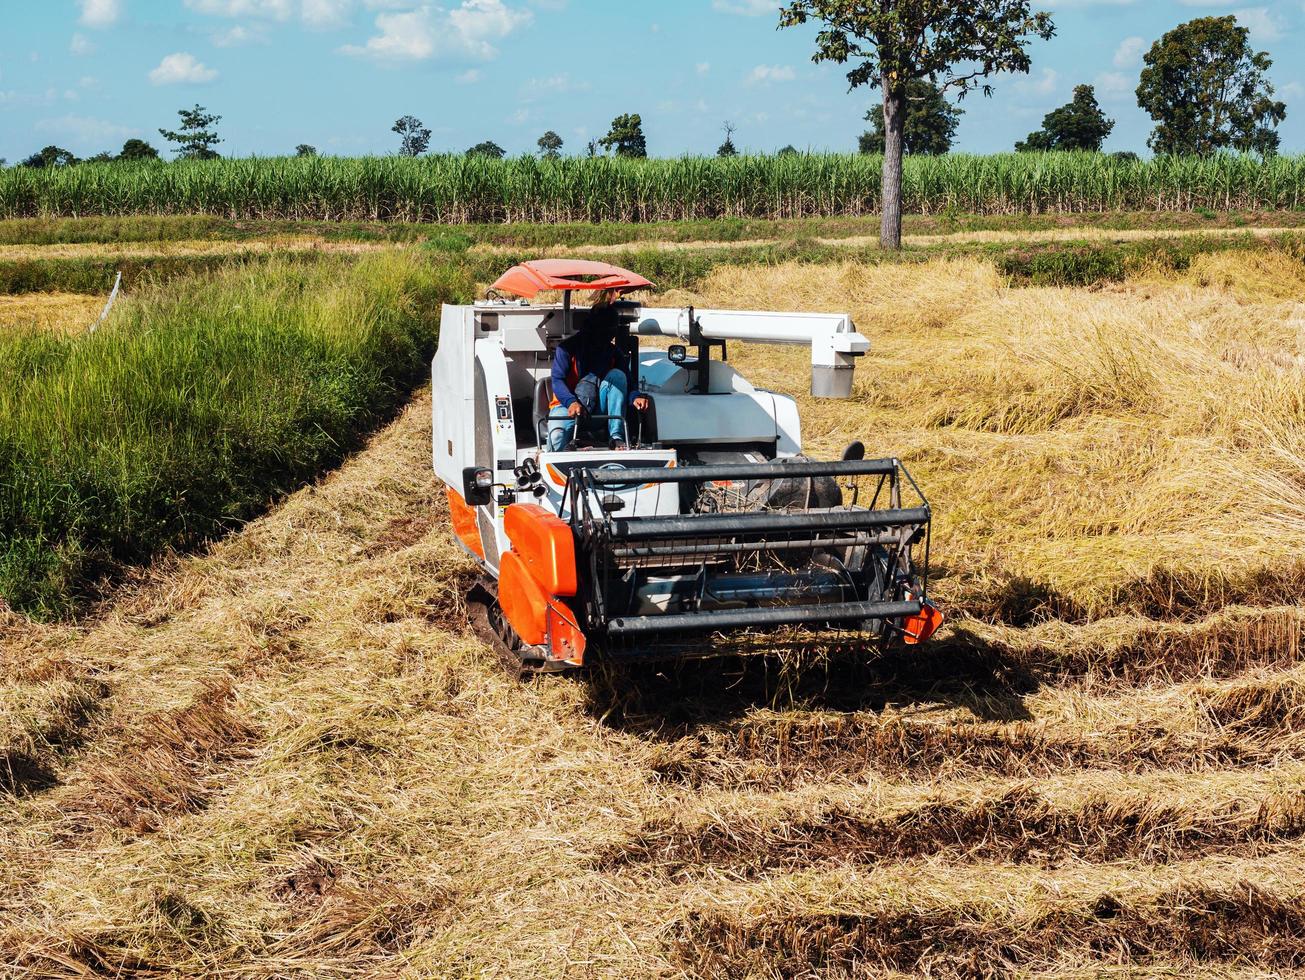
left=4, top=249, right=1305, bottom=977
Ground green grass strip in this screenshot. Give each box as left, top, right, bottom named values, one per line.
left=0, top=253, right=471, bottom=618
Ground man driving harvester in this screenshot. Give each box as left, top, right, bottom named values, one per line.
left=548, top=290, right=651, bottom=451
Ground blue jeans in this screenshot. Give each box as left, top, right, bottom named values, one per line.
left=548, top=368, right=628, bottom=451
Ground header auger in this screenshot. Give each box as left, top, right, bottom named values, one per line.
left=433, top=259, right=943, bottom=673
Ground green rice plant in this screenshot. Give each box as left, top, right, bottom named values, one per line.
left=0, top=253, right=471, bottom=617
left=1, top=152, right=1301, bottom=223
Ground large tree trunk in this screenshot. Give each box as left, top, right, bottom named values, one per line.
left=880, top=76, right=906, bottom=251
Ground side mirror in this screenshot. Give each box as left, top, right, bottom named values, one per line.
left=462, top=466, right=494, bottom=506
left=667, top=344, right=688, bottom=365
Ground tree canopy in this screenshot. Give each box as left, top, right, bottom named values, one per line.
left=20, top=146, right=78, bottom=168
left=598, top=114, right=647, bottom=158
left=119, top=139, right=160, bottom=161
left=159, top=105, right=222, bottom=160
left=466, top=141, right=506, bottom=159
left=780, top=0, right=1054, bottom=249
left=537, top=131, right=564, bottom=159
left=1136, top=15, right=1286, bottom=156
left=295, top=144, right=317, bottom=158
left=859, top=80, right=963, bottom=156
left=391, top=116, right=431, bottom=157
left=717, top=121, right=738, bottom=157
left=1016, top=84, right=1114, bottom=151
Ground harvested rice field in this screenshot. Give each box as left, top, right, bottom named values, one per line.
left=3, top=220, right=1305, bottom=978
left=0, top=293, right=102, bottom=334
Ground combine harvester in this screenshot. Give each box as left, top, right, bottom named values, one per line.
left=433, top=260, right=942, bottom=672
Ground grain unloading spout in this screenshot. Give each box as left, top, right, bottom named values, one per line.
left=635, top=307, right=871, bottom=398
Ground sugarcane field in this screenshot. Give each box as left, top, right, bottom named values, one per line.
left=4, top=3, right=1305, bottom=978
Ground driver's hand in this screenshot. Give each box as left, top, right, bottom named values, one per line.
left=632, top=396, right=650, bottom=412
left=567, top=401, right=584, bottom=418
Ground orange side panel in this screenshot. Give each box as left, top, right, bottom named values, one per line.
left=504, top=504, right=577, bottom=597
left=499, top=551, right=549, bottom=647
left=903, top=601, right=945, bottom=646
left=546, top=599, right=587, bottom=667
left=446, top=488, right=485, bottom=560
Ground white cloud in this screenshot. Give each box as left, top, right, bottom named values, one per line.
left=1113, top=35, right=1146, bottom=68
left=36, top=114, right=136, bottom=145
left=212, top=24, right=270, bottom=45
left=79, top=0, right=121, bottom=28
left=1235, top=7, right=1283, bottom=43
left=0, top=89, right=61, bottom=107
left=70, top=33, right=95, bottom=56
left=185, top=0, right=293, bottom=17
left=521, top=72, right=589, bottom=100
left=696, top=62, right=710, bottom=75
left=448, top=0, right=532, bottom=58
left=1094, top=71, right=1133, bottom=99
left=149, top=52, right=219, bottom=85
left=301, top=0, right=351, bottom=26
left=746, top=64, right=795, bottom=85
left=341, top=6, right=435, bottom=58
left=1281, top=80, right=1304, bottom=99
left=456, top=68, right=482, bottom=84
left=713, top=0, right=777, bottom=14
left=185, top=0, right=347, bottom=26
left=342, top=0, right=531, bottom=62
left=1017, top=67, right=1059, bottom=95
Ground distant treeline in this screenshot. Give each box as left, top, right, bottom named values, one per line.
left=2, top=153, right=1303, bottom=222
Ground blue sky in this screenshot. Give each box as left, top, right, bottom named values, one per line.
left=2, top=0, right=1302, bottom=163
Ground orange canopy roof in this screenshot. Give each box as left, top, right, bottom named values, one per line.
left=490, top=259, right=654, bottom=299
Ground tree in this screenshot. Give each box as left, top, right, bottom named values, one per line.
left=118, top=138, right=160, bottom=161
left=717, top=121, right=739, bottom=157
left=598, top=113, right=647, bottom=158
left=1136, top=15, right=1286, bottom=156
left=1016, top=84, right=1114, bottom=151
left=20, top=146, right=78, bottom=168
left=296, top=144, right=318, bottom=158
left=586, top=139, right=598, bottom=158
left=466, top=141, right=506, bottom=159
left=87, top=151, right=117, bottom=163
left=392, top=115, right=431, bottom=157
left=859, top=79, right=963, bottom=155
left=780, top=1, right=1054, bottom=249
left=778, top=145, right=800, bottom=155
left=537, top=130, right=564, bottom=159
left=160, top=105, right=222, bottom=160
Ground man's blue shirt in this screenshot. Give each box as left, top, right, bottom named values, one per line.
left=551, top=333, right=639, bottom=409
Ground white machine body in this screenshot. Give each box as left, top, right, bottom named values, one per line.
left=432, top=297, right=870, bottom=569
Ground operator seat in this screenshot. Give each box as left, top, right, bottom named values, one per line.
left=532, top=377, right=554, bottom=446
left=532, top=376, right=656, bottom=449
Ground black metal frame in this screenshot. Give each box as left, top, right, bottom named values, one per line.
left=561, top=456, right=933, bottom=659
